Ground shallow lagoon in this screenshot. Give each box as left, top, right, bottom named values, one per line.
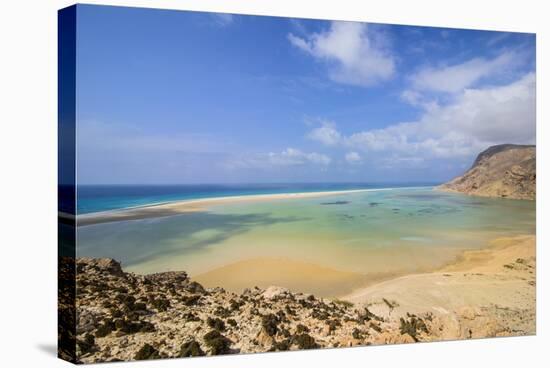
left=77, top=188, right=535, bottom=294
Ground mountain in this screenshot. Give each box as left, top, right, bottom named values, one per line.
left=438, top=144, right=535, bottom=200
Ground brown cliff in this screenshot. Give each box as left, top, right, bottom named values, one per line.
left=438, top=144, right=535, bottom=200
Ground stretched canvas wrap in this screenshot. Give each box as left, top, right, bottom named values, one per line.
left=58, top=4, right=536, bottom=364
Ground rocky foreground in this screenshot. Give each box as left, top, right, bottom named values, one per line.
left=58, top=253, right=535, bottom=363
left=438, top=144, right=535, bottom=200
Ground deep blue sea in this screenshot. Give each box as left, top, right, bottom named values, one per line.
left=76, top=183, right=438, bottom=214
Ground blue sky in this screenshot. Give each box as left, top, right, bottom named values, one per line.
left=75, top=5, right=535, bottom=184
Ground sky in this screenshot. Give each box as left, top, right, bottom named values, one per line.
left=75, top=4, right=536, bottom=184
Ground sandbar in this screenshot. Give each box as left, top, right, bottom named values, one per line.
left=76, top=188, right=401, bottom=226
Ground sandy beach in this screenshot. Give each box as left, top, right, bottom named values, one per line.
left=191, top=234, right=535, bottom=317
left=76, top=188, right=405, bottom=226
left=343, top=234, right=536, bottom=337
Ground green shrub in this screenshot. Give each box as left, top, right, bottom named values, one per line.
left=293, top=333, right=319, bottom=349
left=280, top=327, right=291, bottom=338
left=183, top=312, right=200, bottom=322
left=114, top=319, right=155, bottom=334
left=76, top=333, right=95, bottom=354
left=295, top=324, right=309, bottom=334
left=181, top=294, right=201, bottom=306
left=352, top=328, right=364, bottom=339
left=358, top=307, right=383, bottom=323
left=370, top=322, right=382, bottom=333
left=270, top=338, right=291, bottom=351
left=94, top=321, right=113, bottom=337
left=134, top=343, right=160, bottom=360
left=285, top=305, right=296, bottom=316
left=261, top=314, right=279, bottom=336
left=178, top=340, right=205, bottom=357
left=187, top=281, right=205, bottom=293
left=207, top=317, right=226, bottom=331
left=327, top=319, right=341, bottom=333
left=311, top=309, right=329, bottom=320
left=382, top=298, right=399, bottom=311
left=214, top=306, right=231, bottom=318
left=151, top=298, right=170, bottom=311
left=203, top=330, right=232, bottom=355
left=399, top=313, right=428, bottom=342
left=333, top=299, right=354, bottom=308
left=229, top=299, right=245, bottom=311
left=132, top=302, right=147, bottom=311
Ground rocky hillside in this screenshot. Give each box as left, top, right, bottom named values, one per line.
left=438, top=144, right=535, bottom=200
left=59, top=257, right=534, bottom=363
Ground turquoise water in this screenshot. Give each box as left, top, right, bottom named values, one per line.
left=77, top=187, right=536, bottom=280
left=75, top=183, right=436, bottom=214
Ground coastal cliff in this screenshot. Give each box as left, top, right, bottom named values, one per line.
left=438, top=144, right=535, bottom=200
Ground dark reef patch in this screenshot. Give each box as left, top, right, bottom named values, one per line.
left=320, top=201, right=350, bottom=206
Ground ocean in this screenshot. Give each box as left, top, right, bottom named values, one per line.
left=76, top=183, right=437, bottom=214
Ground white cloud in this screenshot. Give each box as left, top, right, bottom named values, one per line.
left=270, top=148, right=331, bottom=166
left=400, top=89, right=423, bottom=106
left=409, top=51, right=519, bottom=93
left=307, top=120, right=341, bottom=145
left=308, top=73, right=535, bottom=165
left=288, top=21, right=395, bottom=87
left=211, top=13, right=233, bottom=26
left=486, top=33, right=512, bottom=46
left=225, top=148, right=331, bottom=170
left=345, top=151, right=362, bottom=164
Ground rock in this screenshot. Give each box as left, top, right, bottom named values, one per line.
left=69, top=256, right=535, bottom=363
left=261, top=286, right=290, bottom=300
left=203, top=330, right=232, bottom=355
left=374, top=331, right=416, bottom=345
left=256, top=329, right=275, bottom=347
left=187, top=281, right=206, bottom=294
left=77, top=257, right=124, bottom=276
left=292, top=333, right=319, bottom=349
left=321, top=324, right=331, bottom=337
left=178, top=340, right=205, bottom=357
left=145, top=271, right=188, bottom=284
left=437, top=144, right=535, bottom=200
left=77, top=309, right=100, bottom=334
left=134, top=343, right=161, bottom=360
left=457, top=306, right=480, bottom=320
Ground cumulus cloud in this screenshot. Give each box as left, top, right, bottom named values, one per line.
left=409, top=51, right=520, bottom=93
left=225, top=148, right=331, bottom=170
left=288, top=21, right=395, bottom=87
left=345, top=151, right=362, bottom=164
left=308, top=73, right=535, bottom=164
left=307, top=120, right=341, bottom=145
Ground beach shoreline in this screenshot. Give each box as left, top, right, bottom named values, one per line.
left=341, top=234, right=535, bottom=335
left=184, top=234, right=535, bottom=302
left=76, top=186, right=432, bottom=226
left=68, top=233, right=536, bottom=362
